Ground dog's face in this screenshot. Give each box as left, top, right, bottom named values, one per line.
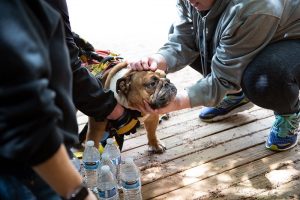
left=116, top=69, right=177, bottom=110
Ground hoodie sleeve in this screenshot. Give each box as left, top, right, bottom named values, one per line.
left=45, top=0, right=117, bottom=122
left=187, top=13, right=280, bottom=107
left=157, top=0, right=200, bottom=72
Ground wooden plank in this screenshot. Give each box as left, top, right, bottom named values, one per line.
left=256, top=177, right=300, bottom=199
left=132, top=116, right=274, bottom=168
left=122, top=109, right=209, bottom=149
left=77, top=114, right=88, bottom=125
left=122, top=109, right=273, bottom=156
left=141, top=143, right=276, bottom=199
left=150, top=146, right=300, bottom=200
left=125, top=108, right=206, bottom=141
left=125, top=105, right=262, bottom=141
left=78, top=124, right=86, bottom=133
left=140, top=126, right=270, bottom=188
left=76, top=111, right=85, bottom=117
left=214, top=157, right=300, bottom=199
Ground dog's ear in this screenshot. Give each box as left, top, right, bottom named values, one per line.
left=116, top=76, right=131, bottom=95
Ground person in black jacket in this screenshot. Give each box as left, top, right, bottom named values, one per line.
left=45, top=0, right=122, bottom=121
left=45, top=0, right=140, bottom=148
left=0, top=1, right=97, bottom=199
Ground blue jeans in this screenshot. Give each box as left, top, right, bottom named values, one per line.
left=241, top=40, right=300, bottom=115
left=0, top=169, right=61, bottom=200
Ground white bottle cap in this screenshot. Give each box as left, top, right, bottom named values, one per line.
left=101, top=165, right=110, bottom=172
left=106, top=138, right=114, bottom=144
left=86, top=140, right=94, bottom=147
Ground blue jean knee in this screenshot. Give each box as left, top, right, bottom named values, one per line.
left=0, top=170, right=61, bottom=200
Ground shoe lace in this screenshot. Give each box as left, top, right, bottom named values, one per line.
left=273, top=113, right=300, bottom=136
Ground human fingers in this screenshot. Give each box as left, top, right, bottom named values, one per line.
left=136, top=104, right=147, bottom=114
left=136, top=100, right=158, bottom=115
left=127, top=60, right=144, bottom=71
left=149, top=59, right=158, bottom=71
left=143, top=100, right=158, bottom=114
left=140, top=57, right=151, bottom=71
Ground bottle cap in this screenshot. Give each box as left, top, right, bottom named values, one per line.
left=86, top=140, right=94, bottom=147
left=101, top=165, right=110, bottom=172
left=106, top=138, right=114, bottom=144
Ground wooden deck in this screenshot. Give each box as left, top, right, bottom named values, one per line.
left=69, top=0, right=300, bottom=199
left=76, top=68, right=300, bottom=199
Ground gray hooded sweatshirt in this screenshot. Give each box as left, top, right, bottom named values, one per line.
left=157, top=0, right=300, bottom=107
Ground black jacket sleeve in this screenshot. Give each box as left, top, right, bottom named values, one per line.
left=0, top=0, right=78, bottom=168
left=45, top=0, right=117, bottom=121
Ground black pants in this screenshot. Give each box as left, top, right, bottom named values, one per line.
left=241, top=40, right=300, bottom=115
left=190, top=40, right=300, bottom=115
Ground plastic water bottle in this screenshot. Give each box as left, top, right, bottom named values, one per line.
left=101, top=153, right=117, bottom=181
left=97, top=165, right=119, bottom=200
left=82, top=140, right=100, bottom=190
left=120, top=157, right=142, bottom=200
left=103, top=138, right=121, bottom=185
left=71, top=155, right=81, bottom=172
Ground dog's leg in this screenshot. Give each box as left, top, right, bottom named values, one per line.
left=143, top=114, right=166, bottom=154
left=86, top=117, right=107, bottom=149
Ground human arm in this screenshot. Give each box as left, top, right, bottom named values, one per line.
left=45, top=0, right=121, bottom=121
left=187, top=7, right=281, bottom=107
left=138, top=89, right=191, bottom=115
left=128, top=0, right=200, bottom=73
left=33, top=145, right=96, bottom=200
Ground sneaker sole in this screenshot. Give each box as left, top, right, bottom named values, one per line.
left=200, top=102, right=255, bottom=122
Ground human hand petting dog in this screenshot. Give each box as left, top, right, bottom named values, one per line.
left=128, top=54, right=168, bottom=72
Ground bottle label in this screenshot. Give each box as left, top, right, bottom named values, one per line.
left=83, top=160, right=100, bottom=170
left=98, top=187, right=117, bottom=198
left=122, top=179, right=140, bottom=189
left=111, top=156, right=121, bottom=165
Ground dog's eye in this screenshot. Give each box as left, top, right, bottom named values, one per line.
left=145, top=76, right=159, bottom=89
left=152, top=76, right=159, bottom=81
left=148, top=81, right=157, bottom=88
left=145, top=80, right=157, bottom=89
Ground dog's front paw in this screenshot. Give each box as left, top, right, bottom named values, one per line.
left=148, top=140, right=166, bottom=154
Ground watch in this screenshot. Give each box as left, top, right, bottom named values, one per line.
left=68, top=184, right=89, bottom=200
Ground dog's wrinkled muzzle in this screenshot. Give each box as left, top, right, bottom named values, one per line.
left=150, top=79, right=177, bottom=109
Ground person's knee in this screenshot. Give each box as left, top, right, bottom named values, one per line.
left=241, top=40, right=300, bottom=112
left=241, top=65, right=259, bottom=100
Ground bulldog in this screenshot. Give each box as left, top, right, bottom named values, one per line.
left=86, top=62, right=177, bottom=153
